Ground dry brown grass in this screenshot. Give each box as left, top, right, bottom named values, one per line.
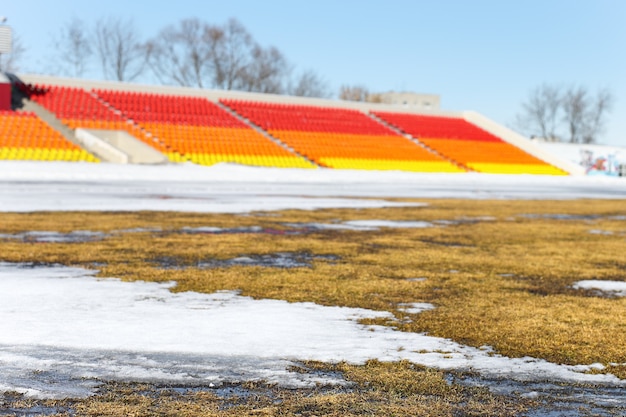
left=1, top=199, right=625, bottom=414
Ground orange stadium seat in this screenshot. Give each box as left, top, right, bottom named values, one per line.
left=221, top=100, right=465, bottom=173
left=373, top=112, right=566, bottom=175
left=0, top=110, right=98, bottom=162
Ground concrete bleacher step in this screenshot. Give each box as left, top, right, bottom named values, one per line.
left=216, top=101, right=321, bottom=168
left=367, top=112, right=472, bottom=172
left=75, top=129, right=168, bottom=164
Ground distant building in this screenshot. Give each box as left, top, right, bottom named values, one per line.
left=368, top=92, right=440, bottom=111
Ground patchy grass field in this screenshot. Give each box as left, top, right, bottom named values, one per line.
left=1, top=199, right=626, bottom=415
left=1, top=362, right=536, bottom=416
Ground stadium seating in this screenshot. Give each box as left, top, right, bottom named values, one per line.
left=21, top=84, right=174, bottom=157
left=221, top=100, right=465, bottom=172
left=373, top=112, right=566, bottom=175
left=94, top=90, right=314, bottom=168
left=0, top=110, right=98, bottom=162
left=8, top=80, right=568, bottom=175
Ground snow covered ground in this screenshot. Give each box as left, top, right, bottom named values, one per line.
left=1, top=161, right=626, bottom=399
left=1, top=161, right=626, bottom=213
left=1, top=263, right=623, bottom=399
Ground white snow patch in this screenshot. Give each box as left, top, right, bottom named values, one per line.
left=588, top=229, right=615, bottom=235
left=398, top=303, right=436, bottom=314
left=284, top=219, right=434, bottom=232
left=343, top=220, right=434, bottom=229
left=181, top=226, right=224, bottom=233
left=0, top=230, right=105, bottom=242
left=0, top=263, right=623, bottom=399
left=573, top=280, right=626, bottom=297
left=1, top=161, right=626, bottom=213
left=113, top=227, right=162, bottom=233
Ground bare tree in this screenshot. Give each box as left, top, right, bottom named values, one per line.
left=289, top=69, right=330, bottom=98
left=562, top=86, right=614, bottom=144
left=585, top=88, right=614, bottom=143
left=51, top=18, right=92, bottom=77
left=147, top=18, right=212, bottom=88
left=94, top=17, right=149, bottom=82
left=515, top=84, right=562, bottom=141
left=147, top=17, right=331, bottom=97
left=339, top=84, right=369, bottom=102
left=206, top=18, right=254, bottom=90
left=149, top=18, right=288, bottom=93
left=238, top=45, right=289, bottom=94
left=0, top=32, right=25, bottom=73
left=561, top=86, right=588, bottom=144
left=515, top=84, right=614, bottom=144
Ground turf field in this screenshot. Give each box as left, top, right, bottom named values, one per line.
left=1, top=163, right=625, bottom=416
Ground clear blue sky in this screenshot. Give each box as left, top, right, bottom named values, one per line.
left=3, top=0, right=625, bottom=146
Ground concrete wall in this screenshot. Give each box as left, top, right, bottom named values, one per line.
left=75, top=129, right=129, bottom=163
left=76, top=129, right=168, bottom=164
left=0, top=72, right=10, bottom=110
left=371, top=92, right=440, bottom=111
left=0, top=82, right=10, bottom=111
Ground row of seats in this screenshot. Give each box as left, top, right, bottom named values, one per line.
left=96, top=90, right=247, bottom=127
left=224, top=100, right=398, bottom=136
left=25, top=84, right=124, bottom=121
left=269, top=132, right=445, bottom=160
left=222, top=100, right=464, bottom=172
left=0, top=147, right=97, bottom=161
left=187, top=154, right=312, bottom=168
left=0, top=110, right=98, bottom=162
left=373, top=112, right=502, bottom=142
left=374, top=112, right=566, bottom=175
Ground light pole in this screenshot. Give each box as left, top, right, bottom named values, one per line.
left=0, top=16, right=13, bottom=68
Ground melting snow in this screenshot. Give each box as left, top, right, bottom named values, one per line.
left=0, top=263, right=623, bottom=399
left=343, top=220, right=434, bottom=229
left=283, top=222, right=379, bottom=231
left=406, top=277, right=427, bottom=282
left=1, top=161, right=626, bottom=214
left=398, top=303, right=436, bottom=314
left=573, top=280, right=626, bottom=297
left=283, top=220, right=435, bottom=232
left=588, top=229, right=615, bottom=235
left=0, top=231, right=106, bottom=243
